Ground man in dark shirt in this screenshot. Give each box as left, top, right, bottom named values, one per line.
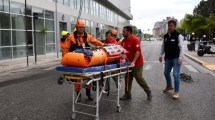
left=159, top=20, right=184, bottom=99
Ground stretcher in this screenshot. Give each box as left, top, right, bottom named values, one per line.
left=56, top=61, right=131, bottom=120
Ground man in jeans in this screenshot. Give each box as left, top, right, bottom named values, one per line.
left=120, top=26, right=152, bottom=100
left=159, top=20, right=184, bottom=99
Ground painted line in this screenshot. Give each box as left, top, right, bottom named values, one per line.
left=43, top=66, right=56, bottom=71
left=144, top=64, right=151, bottom=70
left=163, top=64, right=173, bottom=73
left=184, top=65, right=199, bottom=73
left=144, top=61, right=160, bottom=63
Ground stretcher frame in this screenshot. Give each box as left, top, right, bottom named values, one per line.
left=58, top=65, right=131, bottom=120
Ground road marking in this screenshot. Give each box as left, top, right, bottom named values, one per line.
left=163, top=64, right=173, bottom=72
left=144, top=64, right=151, bottom=70
left=184, top=65, right=199, bottom=73
left=144, top=61, right=159, bottom=63
left=43, top=66, right=56, bottom=71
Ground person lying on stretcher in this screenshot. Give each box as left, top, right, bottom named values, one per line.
left=65, top=20, right=104, bottom=102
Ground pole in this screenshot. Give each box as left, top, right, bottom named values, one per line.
left=24, top=0, right=29, bottom=66
left=55, top=0, right=59, bottom=58
left=33, top=16, right=37, bottom=63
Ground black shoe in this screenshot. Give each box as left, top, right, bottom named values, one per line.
left=120, top=95, right=131, bottom=100
left=86, top=88, right=93, bottom=101
left=76, top=91, right=81, bottom=102
left=146, top=91, right=152, bottom=100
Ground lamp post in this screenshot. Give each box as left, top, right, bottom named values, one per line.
left=24, top=0, right=29, bottom=66
left=33, top=12, right=38, bottom=64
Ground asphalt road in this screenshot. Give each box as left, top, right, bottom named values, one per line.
left=0, top=41, right=215, bottom=120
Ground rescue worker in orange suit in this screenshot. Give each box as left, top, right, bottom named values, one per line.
left=60, top=31, right=70, bottom=57
left=66, top=20, right=104, bottom=102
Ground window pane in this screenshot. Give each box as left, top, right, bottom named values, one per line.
left=11, top=2, right=31, bottom=15
left=46, top=44, right=55, bottom=53
left=12, top=14, right=32, bottom=30
left=77, top=0, right=80, bottom=10
left=64, top=0, right=69, bottom=6
left=12, top=31, right=32, bottom=45
left=13, top=46, right=26, bottom=58
left=0, top=47, right=11, bottom=60
left=70, top=0, right=75, bottom=9
left=35, top=32, right=45, bottom=55
left=45, top=20, right=54, bottom=31
left=0, top=30, right=11, bottom=46
left=32, top=7, right=44, bottom=18
left=0, top=12, right=10, bottom=29
left=46, top=32, right=55, bottom=44
left=58, top=0, right=63, bottom=5
left=35, top=18, right=44, bottom=31
left=45, top=10, right=54, bottom=19
left=0, top=0, right=9, bottom=12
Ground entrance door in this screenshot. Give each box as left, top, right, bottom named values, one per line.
left=96, top=27, right=100, bottom=39
left=59, top=22, right=67, bottom=37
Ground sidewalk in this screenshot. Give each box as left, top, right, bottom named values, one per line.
left=184, top=41, right=215, bottom=72
left=0, top=53, right=61, bottom=75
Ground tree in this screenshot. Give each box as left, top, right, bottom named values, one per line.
left=130, top=25, right=138, bottom=35
left=181, top=14, right=208, bottom=37
left=193, top=0, right=215, bottom=18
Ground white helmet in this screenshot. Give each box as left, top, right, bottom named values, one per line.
left=192, top=32, right=194, bottom=35
left=203, top=35, right=206, bottom=37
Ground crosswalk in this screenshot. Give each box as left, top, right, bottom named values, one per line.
left=41, top=61, right=200, bottom=73
left=144, top=61, right=199, bottom=73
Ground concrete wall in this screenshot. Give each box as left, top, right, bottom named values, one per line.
left=108, top=0, right=132, bottom=18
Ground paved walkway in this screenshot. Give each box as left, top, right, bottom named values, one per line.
left=0, top=53, right=61, bottom=76
left=184, top=41, right=215, bottom=72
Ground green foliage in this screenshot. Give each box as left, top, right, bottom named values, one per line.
left=160, top=33, right=165, bottom=38
left=40, top=27, right=47, bottom=35
left=193, top=0, right=215, bottom=18
left=144, top=33, right=153, bottom=38
left=181, top=13, right=215, bottom=38
left=130, top=25, right=138, bottom=35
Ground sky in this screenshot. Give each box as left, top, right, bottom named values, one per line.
left=130, top=0, right=202, bottom=34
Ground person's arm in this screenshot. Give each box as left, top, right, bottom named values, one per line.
left=160, top=40, right=165, bottom=57
left=131, top=38, right=141, bottom=66
left=178, top=34, right=184, bottom=64
left=88, top=35, right=104, bottom=46
left=65, top=34, right=75, bottom=52
left=132, top=51, right=140, bottom=63
left=178, top=34, right=184, bottom=59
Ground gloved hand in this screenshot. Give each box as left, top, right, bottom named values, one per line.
left=83, top=49, right=93, bottom=56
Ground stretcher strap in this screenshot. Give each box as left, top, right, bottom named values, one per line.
left=64, top=75, right=86, bottom=80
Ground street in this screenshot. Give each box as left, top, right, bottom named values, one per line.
left=0, top=41, right=215, bottom=120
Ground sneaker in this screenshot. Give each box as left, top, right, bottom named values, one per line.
left=173, top=93, right=179, bottom=99
left=87, top=94, right=93, bottom=101
left=146, top=92, right=152, bottom=100
left=163, top=87, right=174, bottom=93
left=76, top=92, right=81, bottom=102
left=86, top=88, right=93, bottom=101
left=120, top=95, right=131, bottom=100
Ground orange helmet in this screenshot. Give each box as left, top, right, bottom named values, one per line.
left=111, top=29, right=118, bottom=35
left=75, top=20, right=85, bottom=27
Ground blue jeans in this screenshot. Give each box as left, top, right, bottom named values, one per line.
left=164, top=58, right=181, bottom=93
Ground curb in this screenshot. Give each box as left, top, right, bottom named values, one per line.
left=0, top=59, right=61, bottom=74
left=185, top=53, right=215, bottom=72
left=184, top=53, right=207, bottom=66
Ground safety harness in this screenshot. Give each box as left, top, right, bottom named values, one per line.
left=69, top=31, right=90, bottom=52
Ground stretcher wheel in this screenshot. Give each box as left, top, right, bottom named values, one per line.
left=71, top=112, right=76, bottom=120
left=58, top=76, right=64, bottom=85
left=117, top=106, right=121, bottom=112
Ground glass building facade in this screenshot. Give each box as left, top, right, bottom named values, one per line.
left=0, top=0, right=131, bottom=61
